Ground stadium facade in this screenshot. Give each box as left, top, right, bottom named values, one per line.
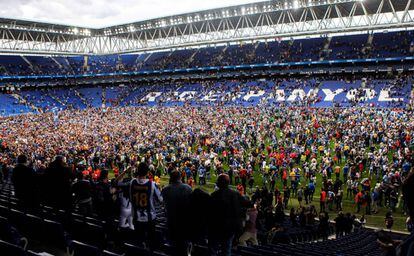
left=0, top=0, right=413, bottom=54
left=0, top=0, right=413, bottom=115
left=1, top=2, right=414, bottom=256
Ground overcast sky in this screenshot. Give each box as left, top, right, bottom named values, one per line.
left=0, top=0, right=264, bottom=28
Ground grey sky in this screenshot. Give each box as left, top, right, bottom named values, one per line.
left=0, top=0, right=264, bottom=28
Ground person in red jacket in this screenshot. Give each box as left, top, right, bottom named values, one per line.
left=237, top=183, right=245, bottom=196
left=282, top=169, right=288, bottom=186
left=355, top=190, right=363, bottom=213
left=320, top=189, right=327, bottom=213
left=187, top=177, right=195, bottom=188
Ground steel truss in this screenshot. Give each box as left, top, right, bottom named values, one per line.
left=0, top=0, right=413, bottom=55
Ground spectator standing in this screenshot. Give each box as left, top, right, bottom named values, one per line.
left=397, top=171, right=414, bottom=255
left=209, top=174, right=248, bottom=256
left=355, top=189, right=363, bottom=213
left=130, top=162, right=163, bottom=250
left=297, top=187, right=304, bottom=207
left=162, top=171, right=193, bottom=256
left=12, top=154, right=39, bottom=210
left=44, top=155, right=73, bottom=211
left=320, top=189, right=327, bottom=213
left=385, top=211, right=394, bottom=230
left=239, top=203, right=259, bottom=246
left=71, top=172, right=93, bottom=216
left=318, top=211, right=330, bottom=241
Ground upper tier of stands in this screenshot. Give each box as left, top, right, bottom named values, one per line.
left=0, top=31, right=413, bottom=76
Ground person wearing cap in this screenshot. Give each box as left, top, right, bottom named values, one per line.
left=209, top=174, right=249, bottom=256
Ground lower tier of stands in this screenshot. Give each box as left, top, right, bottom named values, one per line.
left=0, top=180, right=398, bottom=256
left=0, top=78, right=412, bottom=116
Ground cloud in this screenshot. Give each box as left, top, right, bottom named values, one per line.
left=0, top=0, right=263, bottom=28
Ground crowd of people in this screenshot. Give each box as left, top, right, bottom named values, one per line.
left=0, top=105, right=413, bottom=255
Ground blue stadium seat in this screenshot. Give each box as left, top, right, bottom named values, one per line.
left=0, top=215, right=26, bottom=248
left=69, top=240, right=100, bottom=256
left=14, top=214, right=69, bottom=254
left=39, top=219, right=70, bottom=250
left=123, top=243, right=151, bottom=256
left=0, top=239, right=26, bottom=256
left=0, top=205, right=8, bottom=218
left=71, top=219, right=106, bottom=249
left=8, top=209, right=26, bottom=232
left=191, top=244, right=209, bottom=256
left=102, top=250, right=123, bottom=256
left=26, top=251, right=48, bottom=256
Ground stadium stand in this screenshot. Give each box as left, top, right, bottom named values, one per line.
left=0, top=180, right=402, bottom=256
left=0, top=77, right=410, bottom=115
left=0, top=31, right=413, bottom=77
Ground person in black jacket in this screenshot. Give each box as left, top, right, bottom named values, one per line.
left=94, top=169, right=116, bottom=236
left=334, top=212, right=345, bottom=238
left=395, top=171, right=414, bottom=256
left=11, top=154, right=39, bottom=210
left=43, top=155, right=73, bottom=211
left=209, top=174, right=248, bottom=256
left=318, top=211, right=330, bottom=241
left=72, top=172, right=93, bottom=216
left=189, top=188, right=211, bottom=244
left=162, top=170, right=193, bottom=256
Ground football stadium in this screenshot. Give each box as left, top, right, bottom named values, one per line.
left=0, top=0, right=413, bottom=255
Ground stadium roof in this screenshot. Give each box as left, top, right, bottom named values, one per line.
left=0, top=0, right=266, bottom=29
left=0, top=0, right=413, bottom=55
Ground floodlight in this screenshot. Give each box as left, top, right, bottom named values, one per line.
left=241, top=7, right=246, bottom=15
left=293, top=0, right=300, bottom=9
left=128, top=25, right=135, bottom=32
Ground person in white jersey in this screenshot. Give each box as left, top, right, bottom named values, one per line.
left=130, top=161, right=163, bottom=250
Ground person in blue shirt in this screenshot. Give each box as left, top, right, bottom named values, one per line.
left=308, top=181, right=315, bottom=201
left=343, top=164, right=349, bottom=182
left=184, top=166, right=192, bottom=181
left=402, top=161, right=411, bottom=175
left=198, top=165, right=206, bottom=185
